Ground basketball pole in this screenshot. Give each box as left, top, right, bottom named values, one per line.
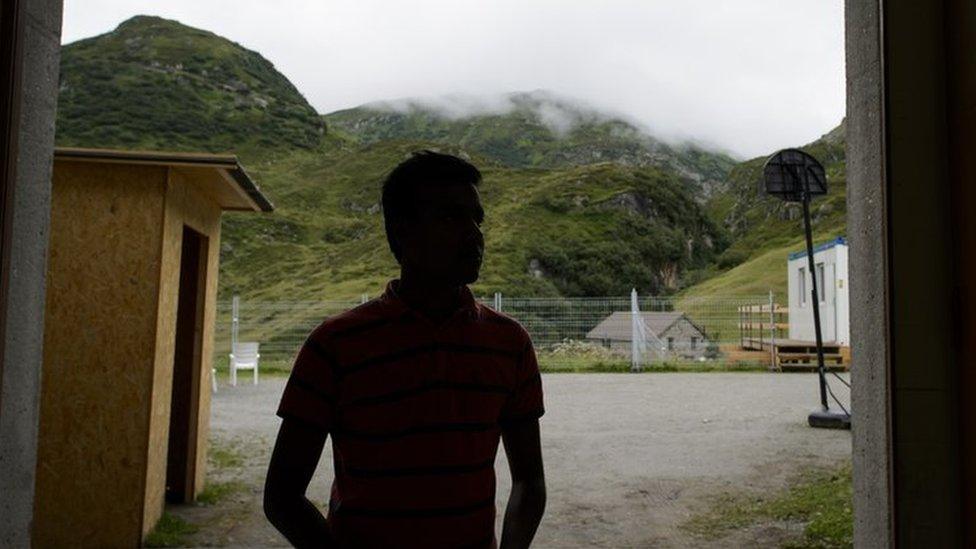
left=801, top=182, right=829, bottom=411
left=801, top=172, right=851, bottom=429
left=763, top=150, right=849, bottom=429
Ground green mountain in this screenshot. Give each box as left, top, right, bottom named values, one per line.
left=324, top=92, right=737, bottom=193
left=680, top=122, right=847, bottom=301
left=57, top=15, right=845, bottom=306
left=56, top=16, right=324, bottom=155
left=219, top=137, right=727, bottom=301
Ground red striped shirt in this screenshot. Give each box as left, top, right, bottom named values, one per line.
left=277, top=280, right=545, bottom=548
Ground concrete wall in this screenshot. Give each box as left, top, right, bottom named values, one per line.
left=142, top=168, right=221, bottom=535
left=845, top=0, right=893, bottom=544
left=848, top=0, right=973, bottom=544
left=0, top=1, right=63, bottom=546
left=33, top=161, right=168, bottom=548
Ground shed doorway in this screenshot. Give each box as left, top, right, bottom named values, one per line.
left=166, top=225, right=209, bottom=503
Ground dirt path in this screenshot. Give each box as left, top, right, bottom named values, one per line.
left=170, top=373, right=851, bottom=548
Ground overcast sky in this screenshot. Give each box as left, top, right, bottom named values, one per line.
left=61, top=1, right=845, bottom=158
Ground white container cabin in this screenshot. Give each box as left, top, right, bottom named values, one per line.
left=787, top=237, right=850, bottom=345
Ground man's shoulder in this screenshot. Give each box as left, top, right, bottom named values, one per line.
left=476, top=304, right=532, bottom=345
left=307, top=298, right=395, bottom=344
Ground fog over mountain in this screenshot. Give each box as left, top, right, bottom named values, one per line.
left=357, top=90, right=734, bottom=155
left=325, top=90, right=739, bottom=190
left=61, top=0, right=845, bottom=157
left=368, top=91, right=626, bottom=134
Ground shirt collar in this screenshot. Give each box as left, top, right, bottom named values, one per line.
left=380, top=279, right=479, bottom=321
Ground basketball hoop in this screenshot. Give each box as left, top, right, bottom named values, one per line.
left=764, top=149, right=850, bottom=430
left=763, top=148, right=827, bottom=202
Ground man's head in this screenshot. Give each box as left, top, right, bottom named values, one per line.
left=382, top=151, right=485, bottom=285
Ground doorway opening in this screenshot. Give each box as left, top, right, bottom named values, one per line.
left=166, top=225, right=209, bottom=503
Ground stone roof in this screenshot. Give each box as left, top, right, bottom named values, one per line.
left=585, top=311, right=702, bottom=341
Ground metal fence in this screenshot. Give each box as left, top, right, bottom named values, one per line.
left=215, top=292, right=776, bottom=369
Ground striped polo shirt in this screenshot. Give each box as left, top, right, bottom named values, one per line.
left=277, top=279, right=545, bottom=548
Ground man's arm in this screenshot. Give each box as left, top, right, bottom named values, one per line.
left=499, top=418, right=546, bottom=549
left=264, top=417, right=334, bottom=548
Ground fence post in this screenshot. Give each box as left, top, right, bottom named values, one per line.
left=768, top=290, right=776, bottom=370
left=757, top=303, right=763, bottom=350
left=493, top=292, right=502, bottom=312
left=630, top=288, right=642, bottom=372
left=738, top=303, right=743, bottom=349
left=361, top=293, right=368, bottom=304
left=231, top=294, right=240, bottom=353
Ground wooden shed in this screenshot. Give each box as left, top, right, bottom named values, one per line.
left=32, top=148, right=273, bottom=548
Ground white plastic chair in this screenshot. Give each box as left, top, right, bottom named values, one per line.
left=230, top=342, right=260, bottom=386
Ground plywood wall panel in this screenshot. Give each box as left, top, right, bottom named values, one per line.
left=33, top=161, right=167, bottom=548
left=142, top=168, right=223, bottom=535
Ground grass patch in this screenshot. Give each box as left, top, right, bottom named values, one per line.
left=678, top=233, right=843, bottom=304
left=537, top=339, right=767, bottom=373
left=537, top=355, right=766, bottom=373
left=144, top=512, right=199, bottom=547
left=213, top=349, right=767, bottom=374
left=197, top=480, right=247, bottom=506
left=683, top=461, right=853, bottom=548
left=207, top=440, right=245, bottom=470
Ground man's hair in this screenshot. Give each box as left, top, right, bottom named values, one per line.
left=381, top=150, right=482, bottom=262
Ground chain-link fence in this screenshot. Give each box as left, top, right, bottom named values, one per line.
left=215, top=297, right=364, bottom=360
left=215, top=292, right=779, bottom=371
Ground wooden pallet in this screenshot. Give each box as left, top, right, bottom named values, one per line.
left=777, top=352, right=847, bottom=372
left=742, top=337, right=849, bottom=372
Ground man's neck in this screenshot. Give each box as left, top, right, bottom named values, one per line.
left=397, top=270, right=463, bottom=322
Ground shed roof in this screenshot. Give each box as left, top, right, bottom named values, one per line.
left=585, top=311, right=703, bottom=341
left=54, top=147, right=274, bottom=212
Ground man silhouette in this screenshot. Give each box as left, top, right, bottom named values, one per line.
left=264, top=151, right=546, bottom=548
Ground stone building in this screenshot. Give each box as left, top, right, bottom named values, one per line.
left=585, top=311, right=712, bottom=361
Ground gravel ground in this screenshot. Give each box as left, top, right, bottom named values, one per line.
left=173, top=373, right=851, bottom=548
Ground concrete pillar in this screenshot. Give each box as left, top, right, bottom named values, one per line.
left=0, top=0, right=63, bottom=546
left=845, top=1, right=894, bottom=544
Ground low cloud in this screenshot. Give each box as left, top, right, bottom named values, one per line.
left=365, top=90, right=737, bottom=158
left=61, top=1, right=844, bottom=157
left=367, top=90, right=640, bottom=139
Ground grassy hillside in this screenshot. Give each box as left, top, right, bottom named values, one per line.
left=679, top=231, right=845, bottom=303
left=55, top=14, right=848, bottom=308
left=324, top=91, right=737, bottom=190
left=219, top=134, right=727, bottom=301
left=56, top=16, right=324, bottom=155
left=709, top=123, right=845, bottom=255
left=680, top=123, right=847, bottom=301
left=56, top=16, right=734, bottom=302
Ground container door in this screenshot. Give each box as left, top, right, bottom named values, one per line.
left=822, top=262, right=837, bottom=342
